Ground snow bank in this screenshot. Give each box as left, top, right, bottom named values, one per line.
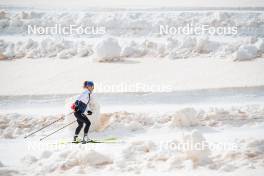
left=94, top=37, right=121, bottom=62
left=169, top=108, right=200, bottom=127
left=114, top=130, right=264, bottom=173
left=235, top=45, right=258, bottom=61
left=0, top=36, right=263, bottom=60
left=0, top=38, right=93, bottom=59
left=0, top=113, right=66, bottom=139
left=101, top=111, right=154, bottom=132
left=21, top=149, right=112, bottom=175
left=103, top=105, right=264, bottom=131
left=121, top=41, right=146, bottom=57
left=202, top=105, right=264, bottom=126
left=246, top=139, right=264, bottom=156
left=209, top=138, right=264, bottom=172
left=1, top=105, right=263, bottom=139
left=255, top=39, right=264, bottom=54
left=1, top=10, right=264, bottom=38
left=182, top=130, right=211, bottom=165
left=115, top=130, right=210, bottom=173
left=0, top=10, right=264, bottom=60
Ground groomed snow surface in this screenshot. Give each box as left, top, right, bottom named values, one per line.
left=0, top=104, right=264, bottom=176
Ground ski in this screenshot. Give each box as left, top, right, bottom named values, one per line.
left=72, top=139, right=117, bottom=144
left=52, top=137, right=120, bottom=145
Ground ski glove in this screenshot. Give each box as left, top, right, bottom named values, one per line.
left=87, top=111, right=92, bottom=115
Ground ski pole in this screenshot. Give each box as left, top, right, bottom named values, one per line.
left=40, top=120, right=76, bottom=141
left=24, top=112, right=73, bottom=139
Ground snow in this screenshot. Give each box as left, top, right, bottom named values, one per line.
left=1, top=2, right=264, bottom=176
left=94, top=37, right=122, bottom=62
left=235, top=44, right=258, bottom=61
left=255, top=38, right=264, bottom=54
left=182, top=130, right=211, bottom=166
left=21, top=149, right=113, bottom=175
left=0, top=10, right=264, bottom=60
left=169, top=108, right=199, bottom=127
left=1, top=104, right=263, bottom=139
left=0, top=36, right=264, bottom=61
left=0, top=113, right=67, bottom=139
left=0, top=103, right=264, bottom=175
left=0, top=58, right=264, bottom=95
left=1, top=0, right=264, bottom=9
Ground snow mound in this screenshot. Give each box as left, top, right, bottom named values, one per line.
left=255, top=38, right=264, bottom=54
left=0, top=113, right=66, bottom=139
left=167, top=36, right=234, bottom=59
left=246, top=139, right=264, bottom=154
left=94, top=37, right=121, bottom=62
left=80, top=105, right=264, bottom=133
left=182, top=130, right=211, bottom=165
left=1, top=105, right=263, bottom=139
left=195, top=37, right=220, bottom=54
left=211, top=138, right=264, bottom=172
left=115, top=140, right=158, bottom=173
left=0, top=38, right=93, bottom=59
left=21, top=149, right=112, bottom=175
left=103, top=111, right=154, bottom=132
left=1, top=10, right=264, bottom=60
left=115, top=131, right=210, bottom=173
left=1, top=10, right=264, bottom=38
left=1, top=36, right=263, bottom=60
left=235, top=44, right=258, bottom=61
left=169, top=108, right=200, bottom=127
left=121, top=41, right=146, bottom=58
left=202, top=105, right=264, bottom=126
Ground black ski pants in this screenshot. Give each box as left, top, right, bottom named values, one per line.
left=74, top=111, right=91, bottom=135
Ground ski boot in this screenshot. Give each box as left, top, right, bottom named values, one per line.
left=82, top=134, right=92, bottom=144
left=73, top=135, right=81, bottom=143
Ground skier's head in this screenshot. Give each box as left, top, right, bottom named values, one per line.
left=83, top=81, right=94, bottom=92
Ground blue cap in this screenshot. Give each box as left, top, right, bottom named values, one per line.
left=84, top=81, right=94, bottom=87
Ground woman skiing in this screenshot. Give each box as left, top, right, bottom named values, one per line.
left=71, top=81, right=94, bottom=143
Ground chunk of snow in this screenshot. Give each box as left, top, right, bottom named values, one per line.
left=182, top=130, right=211, bottom=165
left=169, top=108, right=199, bottom=127
left=58, top=49, right=77, bottom=59
left=94, top=37, right=121, bottom=62
left=254, top=38, right=264, bottom=54
left=0, top=161, right=4, bottom=167
left=235, top=44, right=258, bottom=61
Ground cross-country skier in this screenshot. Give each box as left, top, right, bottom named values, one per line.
left=71, top=81, right=94, bottom=143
